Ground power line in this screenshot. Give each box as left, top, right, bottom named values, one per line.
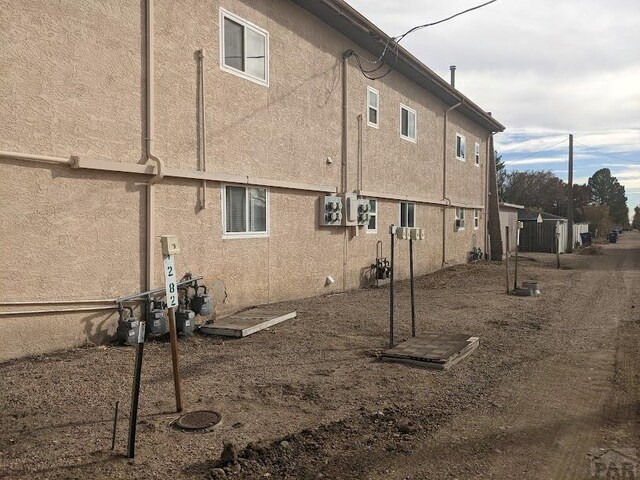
left=503, top=137, right=569, bottom=162
left=351, top=0, right=499, bottom=81
left=395, top=0, right=498, bottom=42
left=573, top=139, right=638, bottom=164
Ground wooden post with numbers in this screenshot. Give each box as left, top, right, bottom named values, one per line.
left=161, top=236, right=183, bottom=412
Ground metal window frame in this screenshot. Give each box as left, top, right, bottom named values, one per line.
left=399, top=103, right=417, bottom=143
left=399, top=201, right=416, bottom=227
left=366, top=86, right=380, bottom=128
left=366, top=198, right=378, bottom=233
left=219, top=8, right=269, bottom=87
left=456, top=133, right=466, bottom=161
left=221, top=183, right=270, bottom=239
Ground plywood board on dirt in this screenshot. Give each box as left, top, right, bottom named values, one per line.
left=199, top=308, right=297, bottom=338
left=380, top=333, right=479, bottom=370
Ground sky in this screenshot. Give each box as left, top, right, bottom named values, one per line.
left=345, top=0, right=640, bottom=219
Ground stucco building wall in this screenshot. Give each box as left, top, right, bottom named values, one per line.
left=0, top=0, right=496, bottom=361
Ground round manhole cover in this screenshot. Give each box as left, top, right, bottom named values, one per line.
left=174, top=410, right=222, bottom=431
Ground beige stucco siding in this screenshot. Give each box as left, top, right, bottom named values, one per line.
left=0, top=0, right=494, bottom=361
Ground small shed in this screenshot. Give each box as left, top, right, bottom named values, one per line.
left=499, top=202, right=524, bottom=255
left=518, top=212, right=568, bottom=253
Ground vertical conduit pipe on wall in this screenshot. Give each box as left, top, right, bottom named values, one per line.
left=485, top=133, right=492, bottom=257
left=145, top=0, right=165, bottom=292
left=441, top=101, right=462, bottom=267
left=198, top=48, right=207, bottom=210
left=341, top=50, right=354, bottom=291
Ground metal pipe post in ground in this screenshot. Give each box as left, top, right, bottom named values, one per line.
left=505, top=226, right=510, bottom=294
left=127, top=321, right=146, bottom=459
left=167, top=307, right=183, bottom=412
left=409, top=238, right=416, bottom=337
left=389, top=225, right=395, bottom=348
left=555, top=222, right=560, bottom=269
left=514, top=234, right=519, bottom=290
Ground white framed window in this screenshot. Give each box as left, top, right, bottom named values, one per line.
left=367, top=87, right=379, bottom=128
left=456, top=134, right=466, bottom=160
left=474, top=209, right=480, bottom=229
left=222, top=184, right=269, bottom=237
left=366, top=199, right=377, bottom=233
left=400, top=104, right=417, bottom=142
left=220, top=9, right=269, bottom=86
left=455, top=207, right=465, bottom=231
left=474, top=142, right=480, bottom=166
left=400, top=202, right=416, bottom=227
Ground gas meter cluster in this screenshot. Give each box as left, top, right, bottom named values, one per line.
left=116, top=279, right=213, bottom=346
left=319, top=194, right=370, bottom=227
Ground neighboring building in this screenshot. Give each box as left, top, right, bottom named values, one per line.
left=0, top=0, right=504, bottom=360
left=499, top=202, right=525, bottom=255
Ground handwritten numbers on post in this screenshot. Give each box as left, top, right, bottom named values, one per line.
left=163, top=255, right=178, bottom=308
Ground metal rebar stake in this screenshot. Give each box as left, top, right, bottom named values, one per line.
left=111, top=400, right=119, bottom=450
left=127, top=321, right=146, bottom=458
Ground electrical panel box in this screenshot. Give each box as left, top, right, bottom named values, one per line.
left=343, top=193, right=358, bottom=226
left=356, top=199, right=371, bottom=226
left=410, top=227, right=425, bottom=241
left=160, top=235, right=180, bottom=255
left=320, top=195, right=343, bottom=226
left=396, top=227, right=410, bottom=240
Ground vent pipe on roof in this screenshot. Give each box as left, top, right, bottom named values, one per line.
left=450, top=65, right=456, bottom=88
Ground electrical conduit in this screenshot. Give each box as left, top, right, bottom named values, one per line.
left=442, top=101, right=462, bottom=267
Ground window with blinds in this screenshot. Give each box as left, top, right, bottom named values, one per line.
left=224, top=185, right=268, bottom=236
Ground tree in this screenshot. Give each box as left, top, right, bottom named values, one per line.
left=570, top=184, right=592, bottom=223
left=583, top=204, right=613, bottom=237
left=588, top=168, right=629, bottom=226
left=502, top=170, right=565, bottom=214
left=632, top=205, right=640, bottom=230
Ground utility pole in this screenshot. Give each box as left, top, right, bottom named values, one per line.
left=567, top=133, right=574, bottom=253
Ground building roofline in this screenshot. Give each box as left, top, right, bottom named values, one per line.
left=499, top=202, right=525, bottom=210
left=291, top=0, right=505, bottom=133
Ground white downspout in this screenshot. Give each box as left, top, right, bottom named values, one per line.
left=198, top=48, right=207, bottom=210
left=145, top=0, right=164, bottom=292
left=442, top=101, right=462, bottom=267
left=485, top=133, right=492, bottom=258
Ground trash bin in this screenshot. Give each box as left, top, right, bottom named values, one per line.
left=609, top=231, right=618, bottom=243
left=580, top=232, right=592, bottom=247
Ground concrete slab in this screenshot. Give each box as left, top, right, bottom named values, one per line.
left=200, top=308, right=297, bottom=338
left=380, top=333, right=479, bottom=370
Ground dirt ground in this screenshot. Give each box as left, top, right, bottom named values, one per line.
left=1, top=231, right=639, bottom=480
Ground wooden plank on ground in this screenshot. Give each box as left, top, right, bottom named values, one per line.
left=380, top=334, right=479, bottom=370
left=200, top=308, right=297, bottom=338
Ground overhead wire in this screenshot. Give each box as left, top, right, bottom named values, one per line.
left=504, top=137, right=569, bottom=162
left=573, top=139, right=639, bottom=164
left=350, top=0, right=498, bottom=81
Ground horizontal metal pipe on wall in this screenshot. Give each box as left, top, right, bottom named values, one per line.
left=0, top=305, right=118, bottom=316
left=0, top=299, right=116, bottom=306
left=0, top=151, right=336, bottom=194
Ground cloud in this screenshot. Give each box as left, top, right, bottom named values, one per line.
left=504, top=157, right=566, bottom=166
left=345, top=0, right=640, bottom=130
left=344, top=0, right=640, bottom=214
